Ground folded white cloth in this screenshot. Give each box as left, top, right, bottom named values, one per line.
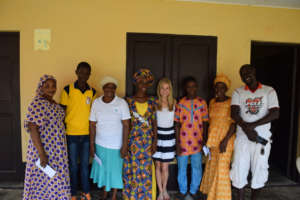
left=296, top=157, right=300, bottom=174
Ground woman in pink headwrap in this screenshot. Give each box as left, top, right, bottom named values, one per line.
left=23, top=75, right=71, bottom=200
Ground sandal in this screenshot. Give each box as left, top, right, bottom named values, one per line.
left=80, top=193, right=91, bottom=200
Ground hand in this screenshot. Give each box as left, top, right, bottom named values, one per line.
left=201, top=140, right=207, bottom=147
left=219, top=138, right=229, bottom=153
left=176, top=144, right=181, bottom=156
left=240, top=121, right=249, bottom=132
left=151, top=143, right=157, bottom=155
left=90, top=144, right=95, bottom=158
left=120, top=145, right=128, bottom=158
left=245, top=129, right=258, bottom=142
left=244, top=122, right=257, bottom=130
left=39, top=152, right=48, bottom=168
left=241, top=123, right=255, bottom=140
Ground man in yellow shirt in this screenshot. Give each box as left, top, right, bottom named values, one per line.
left=60, top=62, right=96, bottom=200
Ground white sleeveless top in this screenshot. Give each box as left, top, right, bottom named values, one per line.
left=156, top=107, right=174, bottom=128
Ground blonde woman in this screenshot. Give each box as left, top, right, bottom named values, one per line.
left=153, top=78, right=176, bottom=200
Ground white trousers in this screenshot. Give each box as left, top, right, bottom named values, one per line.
left=230, top=135, right=271, bottom=189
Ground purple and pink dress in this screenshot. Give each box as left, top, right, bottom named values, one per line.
left=23, top=75, right=71, bottom=200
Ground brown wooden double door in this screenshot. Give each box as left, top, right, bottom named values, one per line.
left=126, top=33, right=217, bottom=100
left=126, top=33, right=217, bottom=190
left=0, top=32, right=23, bottom=182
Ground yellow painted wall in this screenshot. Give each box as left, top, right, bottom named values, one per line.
left=1, top=0, right=300, bottom=160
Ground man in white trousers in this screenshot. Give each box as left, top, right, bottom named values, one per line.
left=230, top=64, right=280, bottom=200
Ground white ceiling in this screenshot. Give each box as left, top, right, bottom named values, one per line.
left=177, top=0, right=300, bottom=9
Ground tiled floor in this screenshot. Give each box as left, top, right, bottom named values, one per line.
left=1, top=186, right=300, bottom=200
left=1, top=169, right=299, bottom=200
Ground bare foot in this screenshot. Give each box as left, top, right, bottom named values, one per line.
left=163, top=191, right=170, bottom=200
left=102, top=191, right=108, bottom=200
left=157, top=192, right=164, bottom=200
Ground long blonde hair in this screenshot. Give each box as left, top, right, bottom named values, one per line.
left=157, top=77, right=175, bottom=111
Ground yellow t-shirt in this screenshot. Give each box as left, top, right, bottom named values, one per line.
left=60, top=82, right=96, bottom=135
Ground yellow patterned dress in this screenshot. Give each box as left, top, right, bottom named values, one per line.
left=200, top=98, right=235, bottom=200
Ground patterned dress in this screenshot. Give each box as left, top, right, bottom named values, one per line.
left=200, top=98, right=235, bottom=200
left=123, top=97, right=156, bottom=200
left=23, top=96, right=71, bottom=200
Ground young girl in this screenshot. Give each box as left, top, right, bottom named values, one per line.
left=153, top=78, right=176, bottom=200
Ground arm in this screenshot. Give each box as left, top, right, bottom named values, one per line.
left=60, top=86, right=69, bottom=112
left=231, top=105, right=247, bottom=128
left=60, top=104, right=67, bottom=111
left=231, top=105, right=258, bottom=142
left=28, top=122, right=48, bottom=167
left=202, top=121, right=209, bottom=146
left=247, top=108, right=280, bottom=129
left=120, top=119, right=130, bottom=158
left=220, top=123, right=236, bottom=153
left=151, top=119, right=158, bottom=155
left=175, top=121, right=181, bottom=155
left=89, top=121, right=97, bottom=158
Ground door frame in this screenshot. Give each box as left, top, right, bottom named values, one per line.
left=0, top=32, right=23, bottom=182
left=251, top=41, right=300, bottom=182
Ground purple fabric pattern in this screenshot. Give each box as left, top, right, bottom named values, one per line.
left=23, top=75, right=71, bottom=200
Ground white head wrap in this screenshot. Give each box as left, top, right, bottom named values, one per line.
left=100, top=76, right=118, bottom=88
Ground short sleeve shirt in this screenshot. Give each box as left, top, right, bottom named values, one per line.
left=231, top=83, right=279, bottom=139
left=60, top=82, right=96, bottom=135
left=89, top=96, right=131, bottom=149
left=174, top=97, right=209, bottom=155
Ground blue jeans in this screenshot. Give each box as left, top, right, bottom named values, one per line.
left=67, top=135, right=90, bottom=196
left=177, top=152, right=202, bottom=195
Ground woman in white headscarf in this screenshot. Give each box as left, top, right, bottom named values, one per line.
left=89, top=76, right=130, bottom=200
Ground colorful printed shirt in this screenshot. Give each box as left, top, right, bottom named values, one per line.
left=174, top=97, right=209, bottom=156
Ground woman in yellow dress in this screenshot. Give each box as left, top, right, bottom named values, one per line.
left=200, top=74, right=236, bottom=200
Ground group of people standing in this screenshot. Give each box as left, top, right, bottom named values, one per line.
left=23, top=62, right=279, bottom=200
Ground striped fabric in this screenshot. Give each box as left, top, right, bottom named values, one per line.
left=153, top=126, right=176, bottom=162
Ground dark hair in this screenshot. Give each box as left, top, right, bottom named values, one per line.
left=76, top=62, right=91, bottom=72
left=239, top=64, right=255, bottom=75
left=183, top=76, right=197, bottom=88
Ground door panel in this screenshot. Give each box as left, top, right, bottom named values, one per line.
left=0, top=32, right=23, bottom=181
left=251, top=42, right=299, bottom=181
left=126, top=34, right=171, bottom=96
left=126, top=33, right=217, bottom=100
left=172, top=36, right=216, bottom=100
left=0, top=58, right=13, bottom=102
